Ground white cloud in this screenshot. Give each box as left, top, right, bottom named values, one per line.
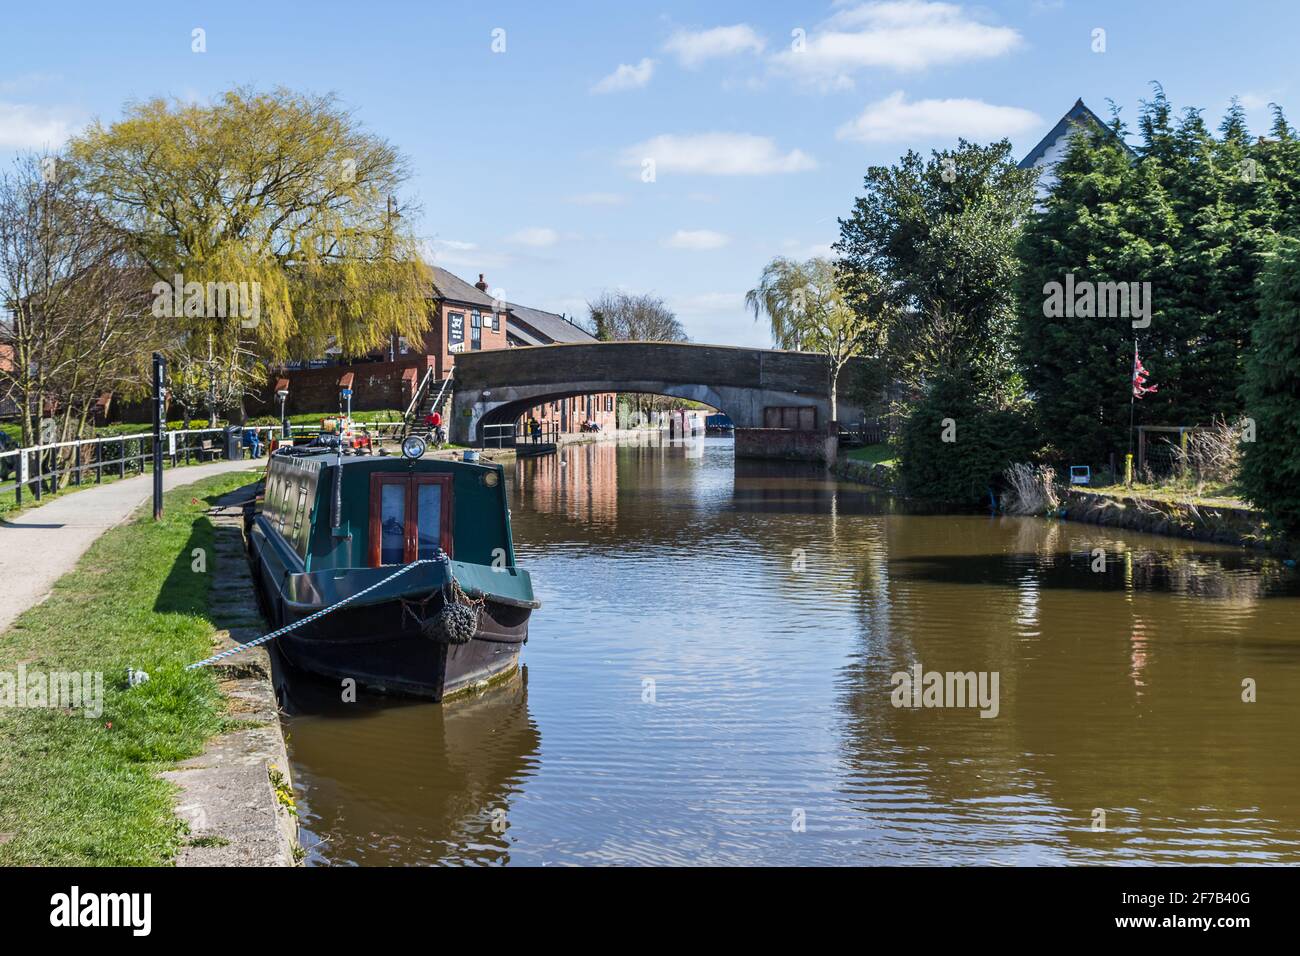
left=624, top=132, right=816, bottom=176
left=664, top=229, right=730, bottom=250
left=508, top=227, right=561, bottom=247
left=664, top=24, right=766, bottom=67
left=772, top=1, right=1023, bottom=89
left=0, top=101, right=73, bottom=149
left=565, top=192, right=626, bottom=206
left=423, top=238, right=513, bottom=270
left=836, top=91, right=1040, bottom=142
left=592, top=58, right=655, bottom=94
left=1238, top=91, right=1283, bottom=113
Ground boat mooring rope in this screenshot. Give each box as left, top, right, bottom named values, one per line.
left=185, top=558, right=440, bottom=670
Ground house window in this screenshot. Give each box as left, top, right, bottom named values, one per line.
left=490, top=312, right=499, bottom=332
left=470, top=311, right=482, bottom=349
left=605, top=395, right=613, bottom=412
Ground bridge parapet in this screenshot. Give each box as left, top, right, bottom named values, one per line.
left=449, top=342, right=868, bottom=448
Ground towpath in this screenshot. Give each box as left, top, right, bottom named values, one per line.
left=0, top=459, right=263, bottom=633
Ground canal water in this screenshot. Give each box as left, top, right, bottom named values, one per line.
left=282, top=437, right=1300, bottom=865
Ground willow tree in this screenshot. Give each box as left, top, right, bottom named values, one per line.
left=67, top=87, right=431, bottom=410
left=746, top=256, right=888, bottom=422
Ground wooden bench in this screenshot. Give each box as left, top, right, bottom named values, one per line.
left=197, top=439, right=221, bottom=461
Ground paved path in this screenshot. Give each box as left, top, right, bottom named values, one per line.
left=0, top=459, right=263, bottom=634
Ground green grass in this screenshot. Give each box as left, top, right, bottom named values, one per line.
left=844, top=442, right=897, bottom=467
left=0, top=469, right=261, bottom=865
left=281, top=409, right=403, bottom=426
left=1085, top=480, right=1250, bottom=510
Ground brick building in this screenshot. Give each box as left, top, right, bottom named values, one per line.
left=267, top=266, right=616, bottom=435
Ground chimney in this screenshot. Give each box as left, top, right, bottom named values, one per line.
left=475, top=273, right=488, bottom=292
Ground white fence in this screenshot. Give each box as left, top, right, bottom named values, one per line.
left=0, top=421, right=401, bottom=506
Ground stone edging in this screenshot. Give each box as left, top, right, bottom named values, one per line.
left=162, top=484, right=299, bottom=866
left=1059, top=488, right=1272, bottom=550
left=833, top=456, right=904, bottom=494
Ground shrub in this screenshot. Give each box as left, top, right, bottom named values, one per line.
left=1239, top=237, right=1300, bottom=537
left=897, top=374, right=1038, bottom=506
left=1002, top=463, right=1060, bottom=515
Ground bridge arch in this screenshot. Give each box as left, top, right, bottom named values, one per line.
left=448, top=342, right=867, bottom=446
left=475, top=383, right=736, bottom=439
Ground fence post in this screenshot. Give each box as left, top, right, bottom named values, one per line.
left=152, top=353, right=165, bottom=519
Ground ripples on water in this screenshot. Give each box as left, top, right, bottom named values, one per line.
left=284, top=438, right=1300, bottom=865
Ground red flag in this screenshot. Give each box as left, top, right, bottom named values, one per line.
left=1132, top=345, right=1158, bottom=399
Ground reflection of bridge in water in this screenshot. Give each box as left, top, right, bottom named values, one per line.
left=450, top=342, right=868, bottom=447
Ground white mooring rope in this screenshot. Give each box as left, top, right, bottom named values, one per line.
left=186, top=558, right=441, bottom=670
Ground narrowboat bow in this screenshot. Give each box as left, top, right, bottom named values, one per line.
left=247, top=438, right=538, bottom=700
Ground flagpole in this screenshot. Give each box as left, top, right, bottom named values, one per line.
left=1127, top=336, right=1137, bottom=486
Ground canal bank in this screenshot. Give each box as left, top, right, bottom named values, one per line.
left=832, top=452, right=1282, bottom=554
left=0, top=469, right=295, bottom=866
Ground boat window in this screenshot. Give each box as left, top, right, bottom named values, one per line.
left=379, top=481, right=406, bottom=565
left=264, top=471, right=279, bottom=522
left=278, top=478, right=294, bottom=533
left=291, top=484, right=309, bottom=551
left=416, top=482, right=443, bottom=558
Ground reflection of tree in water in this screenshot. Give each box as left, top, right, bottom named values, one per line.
left=835, top=513, right=1300, bottom=863
left=283, top=668, right=541, bottom=866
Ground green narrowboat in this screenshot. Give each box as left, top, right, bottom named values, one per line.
left=247, top=439, right=538, bottom=700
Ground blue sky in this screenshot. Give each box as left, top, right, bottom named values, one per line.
left=2, top=0, right=1294, bottom=347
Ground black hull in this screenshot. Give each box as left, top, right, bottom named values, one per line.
left=273, top=593, right=530, bottom=702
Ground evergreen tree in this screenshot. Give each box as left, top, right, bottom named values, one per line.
left=1016, top=116, right=1179, bottom=465
left=1238, top=237, right=1300, bottom=537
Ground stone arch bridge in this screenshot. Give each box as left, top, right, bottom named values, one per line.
left=448, top=342, right=867, bottom=446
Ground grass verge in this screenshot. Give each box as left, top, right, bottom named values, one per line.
left=844, top=442, right=897, bottom=467
left=0, top=470, right=261, bottom=865
left=1084, top=481, right=1251, bottom=510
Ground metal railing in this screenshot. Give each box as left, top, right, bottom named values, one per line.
left=0, top=425, right=287, bottom=507
left=482, top=424, right=514, bottom=448
left=491, top=421, right=559, bottom=447
left=0, top=417, right=425, bottom=507
left=402, top=364, right=437, bottom=424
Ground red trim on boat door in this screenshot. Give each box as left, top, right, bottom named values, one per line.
left=369, top=473, right=454, bottom=566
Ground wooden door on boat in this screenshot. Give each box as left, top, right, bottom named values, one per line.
left=368, top=473, right=454, bottom=566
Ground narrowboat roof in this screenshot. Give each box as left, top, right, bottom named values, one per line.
left=271, top=447, right=500, bottom=472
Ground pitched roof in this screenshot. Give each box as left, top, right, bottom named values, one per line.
left=429, top=266, right=498, bottom=309
left=1018, top=98, right=1137, bottom=169
left=506, top=302, right=596, bottom=344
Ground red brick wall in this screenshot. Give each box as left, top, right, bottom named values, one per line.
left=422, top=300, right=510, bottom=378
left=518, top=392, right=617, bottom=434
left=255, top=357, right=431, bottom=416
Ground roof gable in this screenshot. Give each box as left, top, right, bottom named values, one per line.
left=429, top=266, right=498, bottom=309
left=506, top=302, right=596, bottom=344
left=1018, top=98, right=1137, bottom=169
